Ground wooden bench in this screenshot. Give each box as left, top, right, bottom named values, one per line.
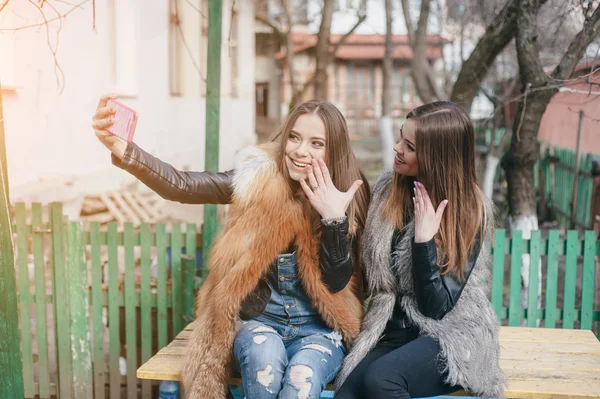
left=138, top=321, right=600, bottom=398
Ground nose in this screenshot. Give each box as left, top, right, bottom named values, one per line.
left=295, top=140, right=310, bottom=158
left=393, top=140, right=403, bottom=155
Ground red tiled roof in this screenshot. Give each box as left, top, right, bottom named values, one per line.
left=334, top=45, right=443, bottom=60
left=275, top=32, right=447, bottom=60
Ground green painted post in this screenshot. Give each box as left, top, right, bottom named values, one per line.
left=203, top=0, right=223, bottom=268
left=0, top=86, right=24, bottom=399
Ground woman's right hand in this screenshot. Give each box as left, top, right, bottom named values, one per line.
left=92, top=93, right=127, bottom=159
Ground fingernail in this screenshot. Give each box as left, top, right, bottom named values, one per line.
left=413, top=181, right=417, bottom=186
left=444, top=200, right=449, bottom=204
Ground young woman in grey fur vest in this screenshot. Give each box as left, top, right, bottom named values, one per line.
left=335, top=101, right=504, bottom=399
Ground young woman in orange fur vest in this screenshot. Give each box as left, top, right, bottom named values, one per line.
left=92, top=95, right=370, bottom=399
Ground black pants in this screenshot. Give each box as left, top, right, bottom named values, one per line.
left=335, top=328, right=461, bottom=399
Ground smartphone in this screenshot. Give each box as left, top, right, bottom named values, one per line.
left=106, top=99, right=138, bottom=142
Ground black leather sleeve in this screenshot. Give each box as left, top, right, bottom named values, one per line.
left=111, top=142, right=234, bottom=204
left=411, top=238, right=480, bottom=320
left=319, top=218, right=354, bottom=293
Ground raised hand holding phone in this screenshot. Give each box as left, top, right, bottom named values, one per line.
left=92, top=94, right=138, bottom=160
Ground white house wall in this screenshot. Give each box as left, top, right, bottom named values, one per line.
left=1, top=0, right=255, bottom=191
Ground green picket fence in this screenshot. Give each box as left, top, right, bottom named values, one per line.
left=545, top=146, right=597, bottom=229
left=13, top=203, right=600, bottom=398
left=14, top=202, right=197, bottom=399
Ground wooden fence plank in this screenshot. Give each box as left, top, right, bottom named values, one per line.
left=107, top=222, right=121, bottom=399
left=90, top=222, right=105, bottom=399
left=68, top=222, right=93, bottom=398
left=526, top=230, right=541, bottom=327
left=156, top=224, right=168, bottom=348
left=545, top=230, right=560, bottom=328
left=171, top=224, right=183, bottom=335
left=563, top=230, right=578, bottom=328
left=580, top=231, right=596, bottom=330
left=124, top=223, right=137, bottom=399
left=31, top=204, right=50, bottom=398
left=140, top=223, right=152, bottom=398
left=491, top=229, right=506, bottom=318
left=184, top=224, right=197, bottom=322
left=509, top=231, right=523, bottom=326
left=50, top=202, right=73, bottom=398
left=15, top=203, right=34, bottom=397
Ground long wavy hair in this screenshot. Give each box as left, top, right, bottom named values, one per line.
left=383, top=101, right=487, bottom=278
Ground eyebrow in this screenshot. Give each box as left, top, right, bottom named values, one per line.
left=291, top=130, right=326, bottom=141
left=400, top=126, right=415, bottom=148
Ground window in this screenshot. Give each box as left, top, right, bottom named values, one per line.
left=108, top=0, right=137, bottom=96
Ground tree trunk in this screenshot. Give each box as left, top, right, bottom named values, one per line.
left=401, top=0, right=437, bottom=103
left=483, top=154, right=499, bottom=200
left=313, top=0, right=335, bottom=100
left=502, top=0, right=600, bottom=325
left=450, top=0, right=519, bottom=111
left=380, top=0, right=395, bottom=169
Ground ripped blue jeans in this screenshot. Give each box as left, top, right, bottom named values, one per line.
left=233, top=252, right=346, bottom=399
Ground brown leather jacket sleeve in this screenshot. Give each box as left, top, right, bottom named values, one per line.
left=111, top=142, right=233, bottom=204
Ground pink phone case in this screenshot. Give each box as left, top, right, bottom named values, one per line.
left=106, top=99, right=138, bottom=142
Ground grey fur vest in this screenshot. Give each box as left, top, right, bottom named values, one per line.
left=336, top=171, right=505, bottom=398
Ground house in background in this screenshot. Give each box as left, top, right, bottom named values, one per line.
left=0, top=0, right=256, bottom=196
left=276, top=32, right=446, bottom=123
left=253, top=0, right=485, bottom=139
left=500, top=60, right=600, bottom=154
left=538, top=61, right=600, bottom=154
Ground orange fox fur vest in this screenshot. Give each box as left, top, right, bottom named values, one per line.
left=181, top=142, right=364, bottom=399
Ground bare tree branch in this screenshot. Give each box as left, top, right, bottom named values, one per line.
left=183, top=0, right=206, bottom=18
left=0, top=1, right=10, bottom=14
left=313, top=0, right=335, bottom=99
left=27, top=0, right=67, bottom=93
left=172, top=0, right=206, bottom=82
left=551, top=4, right=600, bottom=81
left=0, top=0, right=91, bottom=31
left=331, top=0, right=367, bottom=56
left=401, top=0, right=447, bottom=102
left=281, top=0, right=297, bottom=100
left=255, top=14, right=285, bottom=39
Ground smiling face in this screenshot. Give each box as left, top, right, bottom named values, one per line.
left=392, top=119, right=418, bottom=177
left=284, top=113, right=327, bottom=181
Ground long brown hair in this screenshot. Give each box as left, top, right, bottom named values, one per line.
left=383, top=101, right=487, bottom=278
left=271, top=100, right=370, bottom=252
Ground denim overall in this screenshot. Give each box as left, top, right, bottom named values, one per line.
left=233, top=251, right=346, bottom=399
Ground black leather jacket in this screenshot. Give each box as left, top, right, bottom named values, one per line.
left=111, top=143, right=356, bottom=298
left=387, top=228, right=481, bottom=328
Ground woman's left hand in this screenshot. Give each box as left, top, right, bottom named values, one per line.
left=299, top=159, right=363, bottom=219
left=413, top=181, right=448, bottom=243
